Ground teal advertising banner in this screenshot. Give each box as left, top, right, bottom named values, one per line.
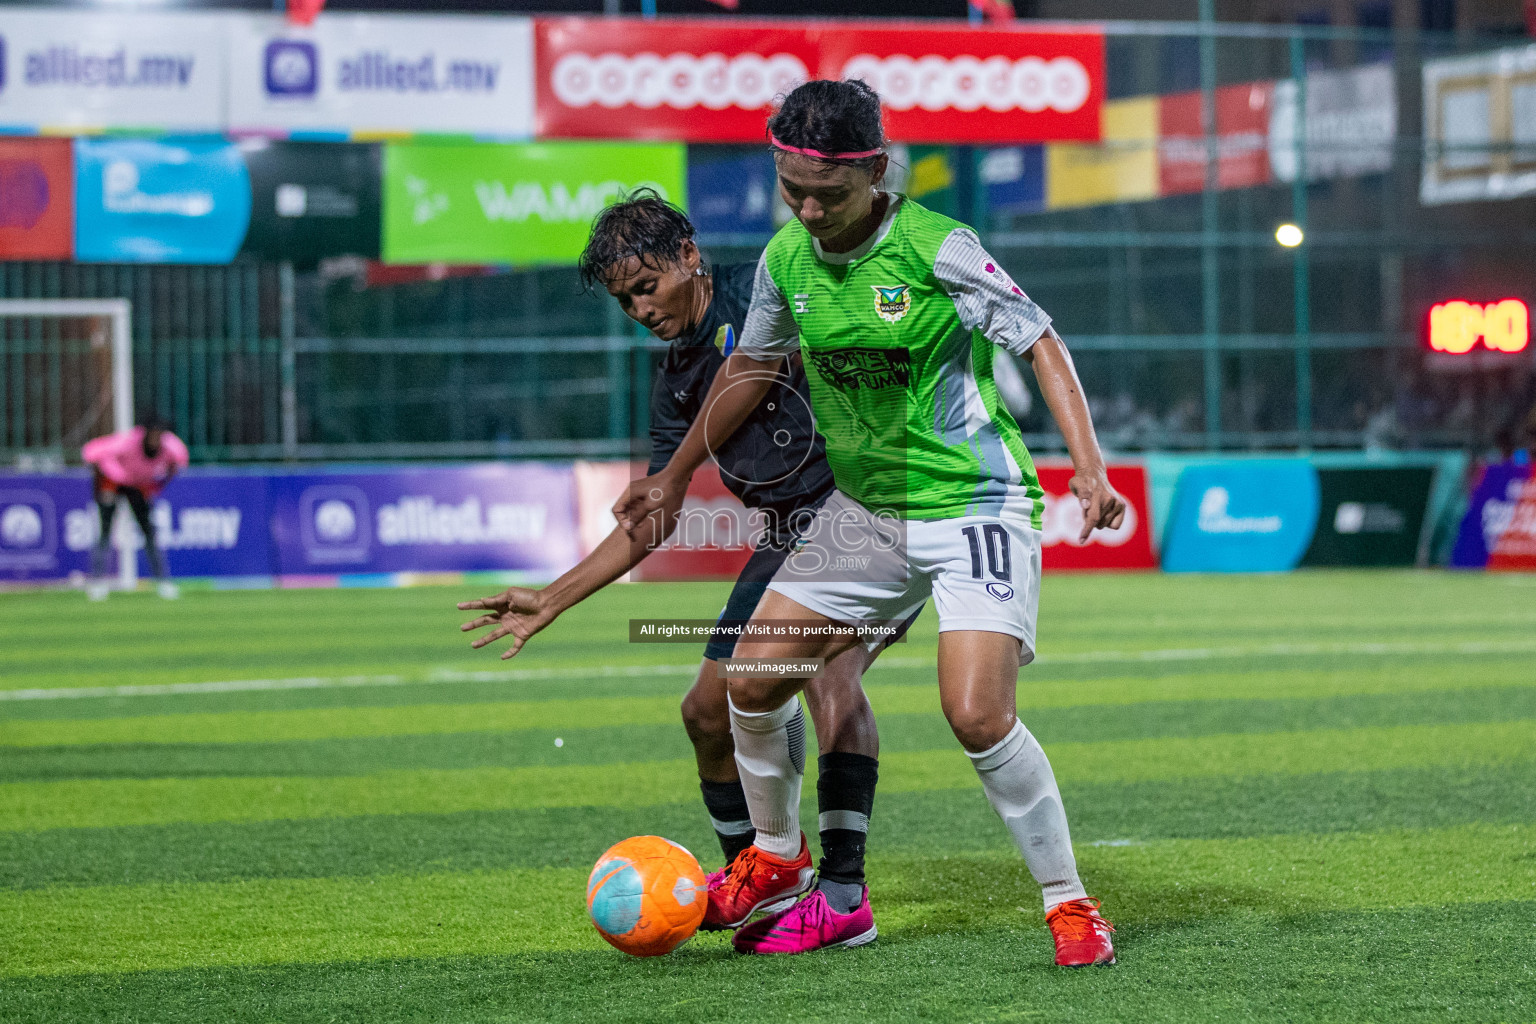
left=382, top=141, right=685, bottom=265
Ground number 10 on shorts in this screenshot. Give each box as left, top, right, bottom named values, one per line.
left=962, top=524, right=1012, bottom=581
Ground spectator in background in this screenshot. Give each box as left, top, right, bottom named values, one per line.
left=81, top=418, right=188, bottom=601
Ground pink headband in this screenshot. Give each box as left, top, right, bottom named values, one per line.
left=769, top=135, right=882, bottom=161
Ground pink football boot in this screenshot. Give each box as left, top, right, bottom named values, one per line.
left=731, top=887, right=877, bottom=954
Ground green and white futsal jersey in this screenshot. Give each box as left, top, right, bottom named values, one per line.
left=740, top=195, right=1050, bottom=525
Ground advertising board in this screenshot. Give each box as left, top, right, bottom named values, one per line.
left=382, top=140, right=685, bottom=265
left=74, top=136, right=251, bottom=263
left=1270, top=62, right=1396, bottom=183
left=535, top=18, right=1104, bottom=144
left=1299, top=467, right=1434, bottom=567
left=226, top=13, right=534, bottom=138
left=0, top=472, right=273, bottom=581
left=1487, top=475, right=1536, bottom=571
left=240, top=139, right=380, bottom=265
left=1045, top=97, right=1157, bottom=209
left=0, top=136, right=71, bottom=259
left=1035, top=463, right=1157, bottom=571
left=817, top=24, right=1104, bottom=144
left=266, top=464, right=579, bottom=577
left=1420, top=43, right=1536, bottom=205
left=1451, top=461, right=1533, bottom=568
left=687, top=148, right=776, bottom=237
left=631, top=465, right=755, bottom=583
left=1158, top=81, right=1272, bottom=195
left=1161, top=460, right=1321, bottom=573
left=0, top=10, right=224, bottom=133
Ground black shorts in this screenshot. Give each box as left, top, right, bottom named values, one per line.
left=704, top=524, right=922, bottom=662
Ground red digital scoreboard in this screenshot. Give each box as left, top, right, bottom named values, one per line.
left=1427, top=299, right=1530, bottom=355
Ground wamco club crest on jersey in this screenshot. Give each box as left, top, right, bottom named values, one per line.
left=872, top=284, right=912, bottom=323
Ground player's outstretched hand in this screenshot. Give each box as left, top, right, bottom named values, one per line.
left=612, top=470, right=686, bottom=542
left=1069, top=470, right=1127, bottom=543
left=457, top=587, right=554, bottom=661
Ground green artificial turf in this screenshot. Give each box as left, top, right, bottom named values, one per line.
left=1, top=571, right=1534, bottom=1023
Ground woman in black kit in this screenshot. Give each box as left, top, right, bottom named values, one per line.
left=460, top=190, right=919, bottom=937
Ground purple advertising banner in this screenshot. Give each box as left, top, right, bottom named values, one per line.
left=1451, top=461, right=1534, bottom=569
left=0, top=472, right=274, bottom=581
left=266, top=464, right=580, bottom=576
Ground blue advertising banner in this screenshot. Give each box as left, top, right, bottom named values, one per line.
left=266, top=464, right=579, bottom=576
left=74, top=137, right=251, bottom=263
left=980, top=145, right=1046, bottom=214
left=686, top=148, right=776, bottom=237
left=0, top=472, right=273, bottom=581
left=1450, top=461, right=1533, bottom=569
left=1161, top=460, right=1321, bottom=572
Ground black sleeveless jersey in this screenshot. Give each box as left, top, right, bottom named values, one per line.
left=646, top=263, right=836, bottom=525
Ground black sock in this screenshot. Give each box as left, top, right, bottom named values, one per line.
left=816, top=752, right=877, bottom=908
left=699, top=778, right=755, bottom=864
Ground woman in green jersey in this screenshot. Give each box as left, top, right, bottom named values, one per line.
left=615, top=80, right=1123, bottom=965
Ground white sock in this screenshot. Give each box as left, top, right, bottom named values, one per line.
left=967, top=720, right=1088, bottom=911
left=728, top=696, right=806, bottom=859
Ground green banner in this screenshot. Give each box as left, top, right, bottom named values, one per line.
left=383, top=142, right=686, bottom=266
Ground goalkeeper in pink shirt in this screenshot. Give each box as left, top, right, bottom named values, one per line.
left=81, top=419, right=188, bottom=600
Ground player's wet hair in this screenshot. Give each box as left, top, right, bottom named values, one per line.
left=767, top=79, right=887, bottom=170
left=579, top=187, right=699, bottom=291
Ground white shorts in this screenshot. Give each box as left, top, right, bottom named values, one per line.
left=767, top=489, right=1043, bottom=662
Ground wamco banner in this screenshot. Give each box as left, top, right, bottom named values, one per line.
left=382, top=140, right=685, bottom=265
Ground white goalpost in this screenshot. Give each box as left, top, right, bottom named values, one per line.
left=0, top=299, right=137, bottom=591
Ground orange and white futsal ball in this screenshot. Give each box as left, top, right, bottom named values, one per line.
left=586, top=836, right=707, bottom=957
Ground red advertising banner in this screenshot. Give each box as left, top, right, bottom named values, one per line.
left=536, top=18, right=819, bottom=143
left=1036, top=463, right=1157, bottom=571
left=1157, top=81, right=1273, bottom=195
left=631, top=464, right=756, bottom=582
left=0, top=138, right=73, bottom=261
left=817, top=24, right=1104, bottom=144
left=1488, top=476, right=1536, bottom=571
left=535, top=17, right=1104, bottom=144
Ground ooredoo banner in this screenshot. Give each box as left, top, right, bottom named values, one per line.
left=0, top=472, right=272, bottom=581
left=817, top=24, right=1103, bottom=144
left=537, top=18, right=817, bottom=143
left=1036, top=463, right=1156, bottom=571
left=266, top=464, right=580, bottom=576
left=535, top=18, right=1103, bottom=144
left=226, top=13, right=534, bottom=138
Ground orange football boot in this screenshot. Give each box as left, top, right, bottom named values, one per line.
left=1045, top=897, right=1116, bottom=967
left=703, top=836, right=815, bottom=930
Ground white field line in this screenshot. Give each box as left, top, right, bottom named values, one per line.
left=3, top=636, right=1536, bottom=703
